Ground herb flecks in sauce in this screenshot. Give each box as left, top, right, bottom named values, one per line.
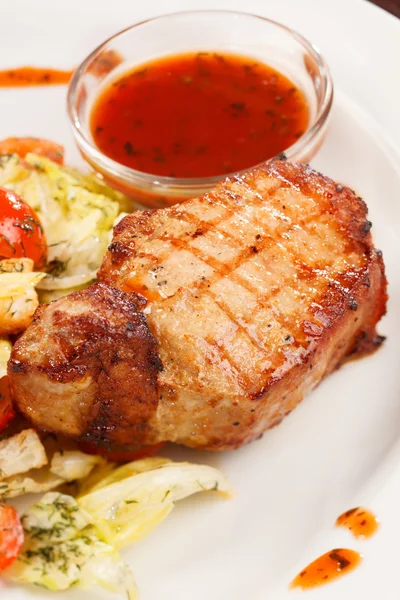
left=336, top=507, right=380, bottom=539
left=91, top=52, right=309, bottom=178
left=290, top=548, right=362, bottom=590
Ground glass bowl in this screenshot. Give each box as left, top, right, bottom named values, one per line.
left=67, top=10, right=333, bottom=208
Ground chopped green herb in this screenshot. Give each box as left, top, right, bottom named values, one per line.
left=161, top=489, right=171, bottom=502
left=124, top=142, right=138, bottom=156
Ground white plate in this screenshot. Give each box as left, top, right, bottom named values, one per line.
left=1, top=1, right=400, bottom=599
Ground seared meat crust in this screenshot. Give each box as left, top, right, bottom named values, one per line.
left=9, top=160, right=387, bottom=449
left=9, top=283, right=162, bottom=446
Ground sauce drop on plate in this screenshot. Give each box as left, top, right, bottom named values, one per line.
left=290, top=548, right=363, bottom=590
left=0, top=67, right=72, bottom=87
left=336, top=507, right=380, bottom=539
left=90, top=52, right=309, bottom=179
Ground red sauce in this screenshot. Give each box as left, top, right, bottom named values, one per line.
left=123, top=277, right=162, bottom=302
left=336, top=507, right=380, bottom=539
left=90, top=52, right=309, bottom=179
left=0, top=67, right=72, bottom=87
left=290, top=548, right=363, bottom=590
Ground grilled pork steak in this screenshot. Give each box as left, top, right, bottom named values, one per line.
left=9, top=160, right=387, bottom=450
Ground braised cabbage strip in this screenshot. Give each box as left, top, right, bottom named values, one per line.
left=0, top=153, right=128, bottom=291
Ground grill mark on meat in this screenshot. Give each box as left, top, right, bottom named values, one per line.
left=207, top=290, right=276, bottom=359
left=201, top=335, right=249, bottom=394
left=123, top=196, right=288, bottom=306
left=130, top=210, right=308, bottom=300
left=173, top=181, right=283, bottom=229
left=208, top=289, right=304, bottom=363
left=167, top=232, right=279, bottom=288
left=195, top=284, right=309, bottom=375
left=121, top=204, right=368, bottom=401
left=124, top=186, right=369, bottom=369
left=174, top=203, right=233, bottom=236
left=153, top=212, right=341, bottom=322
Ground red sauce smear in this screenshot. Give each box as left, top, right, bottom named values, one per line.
left=0, top=67, right=72, bottom=87
left=290, top=548, right=363, bottom=590
left=123, top=277, right=161, bottom=302
left=336, top=507, right=379, bottom=539
left=90, top=51, right=309, bottom=179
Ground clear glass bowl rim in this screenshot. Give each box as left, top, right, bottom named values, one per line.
left=67, top=9, right=334, bottom=190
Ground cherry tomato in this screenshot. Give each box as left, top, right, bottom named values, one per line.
left=0, top=503, right=24, bottom=570
left=0, top=377, right=15, bottom=432
left=0, top=187, right=47, bottom=268
left=0, top=137, right=64, bottom=164
left=79, top=441, right=166, bottom=463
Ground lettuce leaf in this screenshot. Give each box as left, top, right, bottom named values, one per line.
left=0, top=154, right=128, bottom=291
left=78, top=461, right=233, bottom=549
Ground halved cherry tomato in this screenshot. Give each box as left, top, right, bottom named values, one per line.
left=0, top=503, right=24, bottom=570
left=0, top=137, right=64, bottom=164
left=0, top=187, right=47, bottom=268
left=0, top=377, right=15, bottom=433
left=79, top=441, right=166, bottom=463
